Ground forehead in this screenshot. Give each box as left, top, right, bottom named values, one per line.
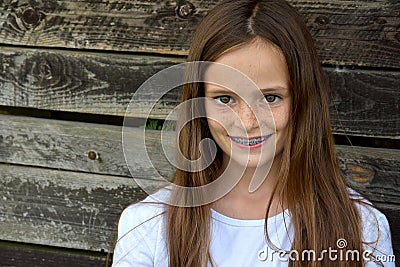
left=203, top=39, right=290, bottom=94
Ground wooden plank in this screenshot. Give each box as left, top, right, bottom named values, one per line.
left=327, top=68, right=399, bottom=138
left=337, top=145, right=400, bottom=205
left=296, top=0, right=400, bottom=68
left=0, top=241, right=109, bottom=267
left=1, top=48, right=399, bottom=137
left=0, top=163, right=147, bottom=252
left=0, top=0, right=399, bottom=68
left=0, top=47, right=182, bottom=118
left=1, top=114, right=399, bottom=179
left=0, top=114, right=175, bottom=178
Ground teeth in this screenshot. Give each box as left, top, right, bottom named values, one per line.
left=230, top=135, right=270, bottom=146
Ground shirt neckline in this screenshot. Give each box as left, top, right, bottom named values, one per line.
left=210, top=208, right=290, bottom=227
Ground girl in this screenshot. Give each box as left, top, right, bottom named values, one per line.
left=113, top=0, right=394, bottom=266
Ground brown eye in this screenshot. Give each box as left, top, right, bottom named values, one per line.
left=264, top=95, right=280, bottom=103
left=215, top=96, right=232, bottom=104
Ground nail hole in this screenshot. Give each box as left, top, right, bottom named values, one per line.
left=315, top=16, right=329, bottom=26
left=176, top=1, right=195, bottom=18
left=88, top=151, right=99, bottom=160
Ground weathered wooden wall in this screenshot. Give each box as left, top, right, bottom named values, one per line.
left=0, top=0, right=399, bottom=266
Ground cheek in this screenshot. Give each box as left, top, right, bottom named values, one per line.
left=272, top=105, right=290, bottom=131
left=205, top=104, right=233, bottom=135
left=274, top=114, right=289, bottom=131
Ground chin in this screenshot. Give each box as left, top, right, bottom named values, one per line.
left=230, top=154, right=275, bottom=169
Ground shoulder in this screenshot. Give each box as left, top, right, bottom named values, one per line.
left=112, top=190, right=170, bottom=267
left=348, top=188, right=395, bottom=266
left=348, top=188, right=391, bottom=241
left=354, top=199, right=392, bottom=245
left=348, top=188, right=391, bottom=239
left=117, top=188, right=169, bottom=238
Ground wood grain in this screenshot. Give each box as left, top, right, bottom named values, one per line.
left=337, top=145, right=400, bottom=205
left=0, top=241, right=109, bottom=267
left=0, top=163, right=148, bottom=252
left=0, top=114, right=175, bottom=178
left=0, top=47, right=181, bottom=118
left=0, top=0, right=399, bottom=68
left=327, top=68, right=400, bottom=138
left=295, top=0, right=400, bottom=68
left=1, top=48, right=399, bottom=137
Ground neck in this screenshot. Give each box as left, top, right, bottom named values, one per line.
left=212, top=153, right=285, bottom=219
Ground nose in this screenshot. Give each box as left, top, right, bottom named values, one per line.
left=235, top=103, right=260, bottom=132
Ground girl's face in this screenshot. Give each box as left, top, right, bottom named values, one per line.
left=204, top=39, right=291, bottom=169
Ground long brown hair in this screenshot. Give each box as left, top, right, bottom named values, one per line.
left=167, top=0, right=365, bottom=266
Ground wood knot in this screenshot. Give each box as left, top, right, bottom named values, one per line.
left=87, top=150, right=99, bottom=161
left=315, top=16, right=329, bottom=26
left=21, top=8, right=44, bottom=27
left=176, top=1, right=195, bottom=19
left=38, top=61, right=53, bottom=81
left=346, top=163, right=375, bottom=184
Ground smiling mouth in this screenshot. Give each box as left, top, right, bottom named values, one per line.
left=229, top=135, right=272, bottom=146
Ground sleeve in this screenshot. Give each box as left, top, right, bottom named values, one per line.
left=112, top=204, right=158, bottom=267
left=359, top=204, right=396, bottom=267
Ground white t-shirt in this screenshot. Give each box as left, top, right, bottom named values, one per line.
left=112, top=189, right=395, bottom=266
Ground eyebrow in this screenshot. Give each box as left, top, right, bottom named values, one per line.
left=205, top=86, right=289, bottom=95
left=207, top=87, right=289, bottom=94
left=260, top=87, right=289, bottom=93
left=205, top=88, right=235, bottom=95
left=204, top=84, right=235, bottom=94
